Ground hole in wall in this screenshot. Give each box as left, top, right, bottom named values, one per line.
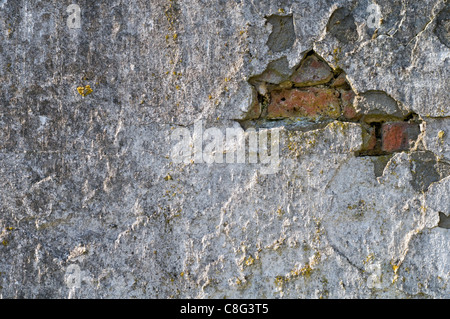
left=241, top=50, right=421, bottom=157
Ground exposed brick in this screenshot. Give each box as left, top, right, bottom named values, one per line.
left=290, top=55, right=334, bottom=87
left=331, top=73, right=348, bottom=88
left=268, top=87, right=340, bottom=119
left=340, top=90, right=359, bottom=120
left=381, top=122, right=420, bottom=152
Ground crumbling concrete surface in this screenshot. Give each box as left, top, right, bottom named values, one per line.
left=0, top=0, right=449, bottom=298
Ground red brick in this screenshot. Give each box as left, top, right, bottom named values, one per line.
left=340, top=90, right=359, bottom=120
left=381, top=122, right=420, bottom=152
left=267, top=88, right=340, bottom=119
left=290, top=55, right=333, bottom=87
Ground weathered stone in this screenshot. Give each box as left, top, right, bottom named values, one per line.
left=381, top=122, right=421, bottom=152
left=423, top=118, right=450, bottom=162
left=250, top=57, right=294, bottom=85
left=268, top=88, right=340, bottom=119
left=290, top=54, right=334, bottom=87
left=355, top=91, right=406, bottom=119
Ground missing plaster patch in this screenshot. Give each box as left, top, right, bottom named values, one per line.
left=266, top=14, right=296, bottom=52
left=434, top=2, right=450, bottom=47
left=326, top=7, right=358, bottom=43
left=242, top=50, right=421, bottom=157
left=371, top=155, right=393, bottom=178
left=408, top=151, right=450, bottom=192
left=438, top=212, right=450, bottom=229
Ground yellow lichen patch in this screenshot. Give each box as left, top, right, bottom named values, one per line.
left=392, top=263, right=399, bottom=273
left=276, top=207, right=284, bottom=217
left=1, top=240, right=8, bottom=247
left=300, top=263, right=313, bottom=277
left=333, top=47, right=342, bottom=66
left=245, top=255, right=255, bottom=266
left=391, top=260, right=400, bottom=283
left=391, top=263, right=401, bottom=284
left=438, top=130, right=445, bottom=140
left=77, top=85, right=93, bottom=97
left=274, top=276, right=285, bottom=287
left=363, top=253, right=375, bottom=265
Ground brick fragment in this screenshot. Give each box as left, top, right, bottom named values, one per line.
left=381, top=122, right=420, bottom=152
left=340, top=90, right=359, bottom=120
left=268, top=87, right=340, bottom=119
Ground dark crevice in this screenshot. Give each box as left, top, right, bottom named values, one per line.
left=356, top=122, right=387, bottom=156
left=403, top=112, right=416, bottom=122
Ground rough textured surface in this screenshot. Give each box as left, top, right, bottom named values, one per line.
left=0, top=0, right=449, bottom=299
